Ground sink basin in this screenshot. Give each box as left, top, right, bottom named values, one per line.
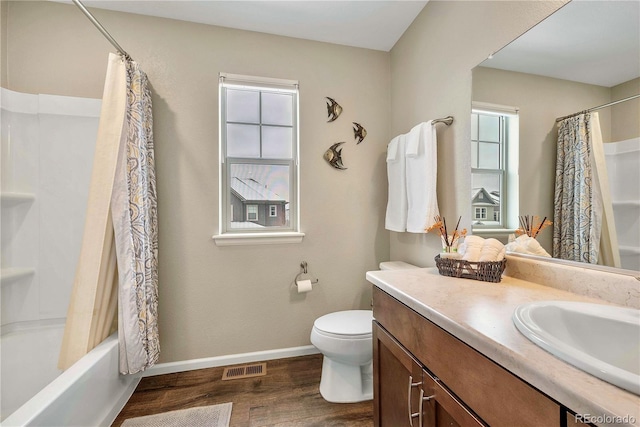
left=513, top=301, right=640, bottom=395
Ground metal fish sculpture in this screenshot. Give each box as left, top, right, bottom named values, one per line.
left=353, top=122, right=367, bottom=144
left=325, top=97, right=343, bottom=122
left=324, top=142, right=347, bottom=170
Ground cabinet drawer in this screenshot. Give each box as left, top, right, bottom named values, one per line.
left=373, top=287, right=560, bottom=427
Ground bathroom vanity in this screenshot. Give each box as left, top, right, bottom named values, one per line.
left=366, top=268, right=639, bottom=427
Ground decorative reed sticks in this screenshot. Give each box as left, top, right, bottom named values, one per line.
left=426, top=215, right=467, bottom=250
left=516, top=215, right=552, bottom=238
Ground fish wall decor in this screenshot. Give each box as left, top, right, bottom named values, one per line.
left=352, top=122, right=367, bottom=144
left=325, top=97, right=343, bottom=122
left=324, top=142, right=347, bottom=170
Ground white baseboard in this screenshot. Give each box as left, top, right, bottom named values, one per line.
left=142, top=345, right=320, bottom=377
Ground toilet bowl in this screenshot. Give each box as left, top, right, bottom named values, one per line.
left=310, top=261, right=419, bottom=403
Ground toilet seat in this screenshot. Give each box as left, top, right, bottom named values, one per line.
left=313, top=310, right=372, bottom=338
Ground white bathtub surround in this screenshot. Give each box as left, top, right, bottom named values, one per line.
left=605, top=137, right=640, bottom=271
left=60, top=54, right=159, bottom=375
left=1, top=88, right=100, bottom=421
left=2, top=334, right=141, bottom=427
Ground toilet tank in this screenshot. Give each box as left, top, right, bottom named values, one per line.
left=379, top=261, right=419, bottom=270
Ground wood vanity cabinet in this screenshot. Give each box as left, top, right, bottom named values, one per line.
left=373, top=287, right=563, bottom=427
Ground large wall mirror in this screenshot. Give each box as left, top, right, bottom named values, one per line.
left=472, top=0, right=639, bottom=274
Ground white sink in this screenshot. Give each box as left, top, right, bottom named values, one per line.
left=513, top=301, right=640, bottom=395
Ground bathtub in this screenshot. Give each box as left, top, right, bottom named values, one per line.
left=1, top=325, right=140, bottom=427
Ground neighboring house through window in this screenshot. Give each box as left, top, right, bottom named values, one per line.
left=471, top=102, right=519, bottom=231
left=217, top=73, right=300, bottom=238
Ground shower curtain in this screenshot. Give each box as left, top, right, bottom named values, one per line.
left=59, top=53, right=159, bottom=375
left=113, top=55, right=159, bottom=375
left=553, top=112, right=619, bottom=266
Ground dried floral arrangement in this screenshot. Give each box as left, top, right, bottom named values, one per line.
left=425, top=215, right=467, bottom=250
left=516, top=215, right=552, bottom=238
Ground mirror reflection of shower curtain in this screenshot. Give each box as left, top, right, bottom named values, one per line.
left=553, top=112, right=620, bottom=266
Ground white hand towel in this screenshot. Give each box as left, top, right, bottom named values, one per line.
left=385, top=135, right=407, bottom=232
left=405, top=121, right=439, bottom=232
left=505, top=235, right=551, bottom=257
left=386, top=136, right=399, bottom=162
left=460, top=235, right=484, bottom=262
left=479, top=238, right=505, bottom=262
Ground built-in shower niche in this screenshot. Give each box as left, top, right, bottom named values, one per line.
left=605, top=137, right=640, bottom=271
left=0, top=88, right=101, bottom=420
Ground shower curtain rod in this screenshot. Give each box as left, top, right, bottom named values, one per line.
left=72, top=0, right=132, bottom=61
left=555, top=94, right=640, bottom=122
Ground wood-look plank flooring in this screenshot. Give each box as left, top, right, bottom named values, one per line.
left=112, top=354, right=373, bottom=426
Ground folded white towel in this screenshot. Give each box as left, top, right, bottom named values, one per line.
left=505, top=235, right=551, bottom=257
left=405, top=121, right=439, bottom=232
left=459, top=235, right=484, bottom=262
left=479, top=238, right=505, bottom=262
left=385, top=135, right=407, bottom=232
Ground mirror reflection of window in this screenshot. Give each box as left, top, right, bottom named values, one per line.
left=471, top=104, right=519, bottom=231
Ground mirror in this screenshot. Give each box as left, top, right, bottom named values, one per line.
left=471, top=0, right=640, bottom=273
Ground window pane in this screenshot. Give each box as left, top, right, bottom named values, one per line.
left=471, top=172, right=501, bottom=224
left=471, top=113, right=478, bottom=140
left=478, top=114, right=500, bottom=142
left=262, top=92, right=293, bottom=126
left=227, top=89, right=259, bottom=123
left=471, top=140, right=478, bottom=169
left=229, top=163, right=290, bottom=229
left=478, top=142, right=500, bottom=169
left=262, top=126, right=293, bottom=159
left=227, top=124, right=260, bottom=158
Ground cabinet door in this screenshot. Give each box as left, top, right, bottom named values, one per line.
left=420, top=368, right=485, bottom=427
left=373, top=322, right=423, bottom=427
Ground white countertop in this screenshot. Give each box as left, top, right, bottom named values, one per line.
left=366, top=268, right=640, bottom=427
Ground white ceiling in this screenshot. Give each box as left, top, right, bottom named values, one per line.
left=480, top=0, right=640, bottom=88
left=65, top=0, right=428, bottom=52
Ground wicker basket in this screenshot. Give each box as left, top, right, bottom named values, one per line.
left=434, top=255, right=506, bottom=283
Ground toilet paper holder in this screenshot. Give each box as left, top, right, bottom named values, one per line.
left=295, top=261, right=319, bottom=286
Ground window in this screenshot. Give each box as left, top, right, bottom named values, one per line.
left=216, top=73, right=302, bottom=244
left=247, top=205, right=258, bottom=221
left=475, top=207, right=487, bottom=220
left=471, top=103, right=519, bottom=230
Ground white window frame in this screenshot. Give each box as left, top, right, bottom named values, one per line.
left=471, top=102, right=519, bottom=234
left=475, top=207, right=487, bottom=220
left=213, top=73, right=304, bottom=246
left=269, top=205, right=278, bottom=217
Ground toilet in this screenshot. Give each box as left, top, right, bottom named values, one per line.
left=310, top=261, right=419, bottom=403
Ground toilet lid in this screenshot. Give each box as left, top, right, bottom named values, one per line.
left=314, top=310, right=373, bottom=336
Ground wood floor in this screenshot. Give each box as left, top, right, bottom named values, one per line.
left=112, top=354, right=373, bottom=426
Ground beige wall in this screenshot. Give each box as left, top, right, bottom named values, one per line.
left=472, top=67, right=611, bottom=252
left=3, top=1, right=390, bottom=362
left=388, top=0, right=567, bottom=266
left=611, top=77, right=640, bottom=142
left=1, top=1, right=6, bottom=87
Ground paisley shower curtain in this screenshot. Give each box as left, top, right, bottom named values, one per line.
left=59, top=53, right=158, bottom=374
left=553, top=113, right=600, bottom=263
left=112, top=56, right=160, bottom=375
